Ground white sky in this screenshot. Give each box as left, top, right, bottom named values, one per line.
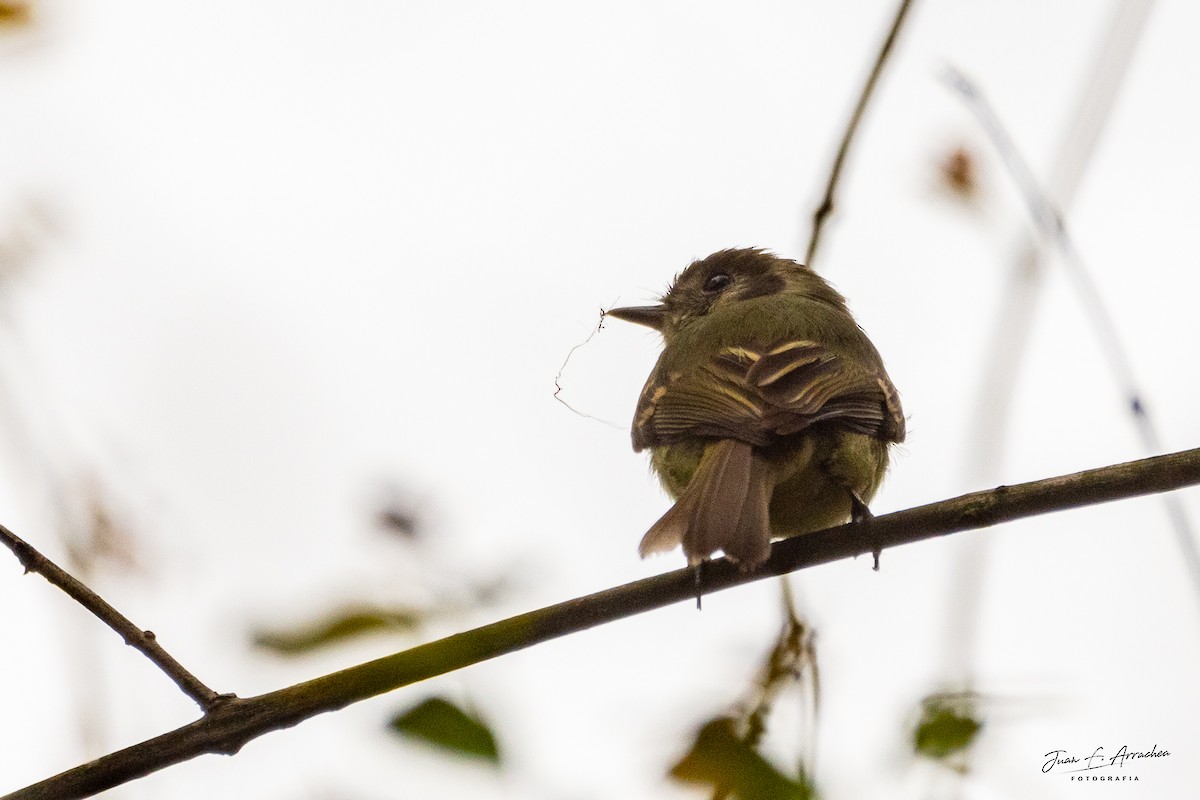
left=1, top=0, right=1198, bottom=798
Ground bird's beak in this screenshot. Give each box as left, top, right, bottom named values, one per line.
left=605, top=304, right=667, bottom=331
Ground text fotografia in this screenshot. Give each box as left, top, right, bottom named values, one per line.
left=1043, top=744, right=1171, bottom=778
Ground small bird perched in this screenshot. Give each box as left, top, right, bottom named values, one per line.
left=607, top=248, right=905, bottom=571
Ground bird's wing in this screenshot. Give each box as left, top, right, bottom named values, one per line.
left=631, top=340, right=905, bottom=451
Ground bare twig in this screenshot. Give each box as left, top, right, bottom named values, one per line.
left=1041, top=0, right=1156, bottom=211
left=6, top=446, right=1200, bottom=800
left=739, top=605, right=814, bottom=752
left=804, top=0, right=916, bottom=267
left=553, top=306, right=622, bottom=428
left=0, top=523, right=226, bottom=711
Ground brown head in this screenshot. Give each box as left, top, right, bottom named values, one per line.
left=606, top=248, right=846, bottom=342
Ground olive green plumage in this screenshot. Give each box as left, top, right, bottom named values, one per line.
left=608, top=248, right=904, bottom=570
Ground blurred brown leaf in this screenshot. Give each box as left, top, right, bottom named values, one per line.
left=938, top=145, right=981, bottom=201
left=0, top=2, right=32, bottom=30
left=370, top=480, right=429, bottom=541
left=62, top=476, right=142, bottom=576
left=375, top=503, right=421, bottom=540
left=0, top=197, right=57, bottom=287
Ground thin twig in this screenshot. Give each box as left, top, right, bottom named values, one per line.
left=804, top=0, right=916, bottom=267
left=7, top=446, right=1200, bottom=800
left=942, top=65, right=1200, bottom=608
left=0, top=523, right=226, bottom=711
left=779, top=578, right=820, bottom=778
left=1042, top=0, right=1156, bottom=209
left=553, top=306, right=622, bottom=428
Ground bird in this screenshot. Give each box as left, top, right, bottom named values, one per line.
left=606, top=248, right=905, bottom=571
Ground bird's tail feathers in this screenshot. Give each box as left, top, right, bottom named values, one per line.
left=638, top=440, right=774, bottom=570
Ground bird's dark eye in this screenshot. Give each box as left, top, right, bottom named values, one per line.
left=702, top=273, right=733, bottom=293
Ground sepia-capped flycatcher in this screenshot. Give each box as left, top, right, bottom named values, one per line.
left=607, top=248, right=905, bottom=571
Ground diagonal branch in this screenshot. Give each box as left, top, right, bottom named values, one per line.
left=942, top=65, right=1200, bottom=608
left=940, top=0, right=1156, bottom=691
left=5, top=446, right=1200, bottom=800
left=804, top=0, right=916, bottom=267
left=0, top=523, right=226, bottom=711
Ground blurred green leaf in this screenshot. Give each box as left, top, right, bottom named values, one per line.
left=389, top=696, right=500, bottom=765
left=670, top=717, right=814, bottom=800
left=913, top=692, right=983, bottom=761
left=252, top=605, right=422, bottom=655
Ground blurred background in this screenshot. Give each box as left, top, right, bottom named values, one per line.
left=1, top=0, right=1197, bottom=797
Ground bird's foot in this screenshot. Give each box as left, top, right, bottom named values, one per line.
left=850, top=492, right=881, bottom=571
